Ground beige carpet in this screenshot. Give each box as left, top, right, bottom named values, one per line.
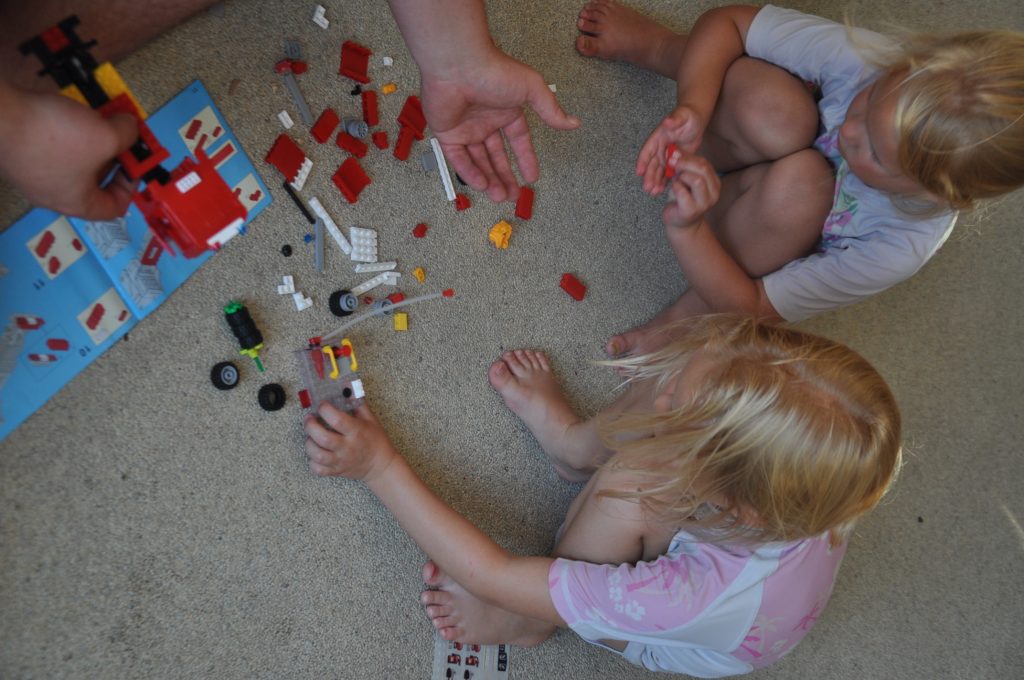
left=2, top=1, right=1022, bottom=678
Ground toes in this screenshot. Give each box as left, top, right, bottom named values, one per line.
left=605, top=335, right=625, bottom=357
left=576, top=16, right=600, bottom=34
left=575, top=35, right=599, bottom=57
left=487, top=358, right=512, bottom=391
left=507, top=350, right=531, bottom=377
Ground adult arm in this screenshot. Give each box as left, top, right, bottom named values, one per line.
left=386, top=0, right=580, bottom=202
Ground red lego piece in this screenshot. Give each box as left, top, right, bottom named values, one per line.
left=339, top=41, right=372, bottom=83
left=371, top=131, right=388, bottom=149
left=454, top=194, right=471, bottom=211
left=133, top=148, right=248, bottom=259
left=442, top=288, right=455, bottom=298
left=397, top=95, right=426, bottom=140
left=99, top=94, right=169, bottom=181
left=140, top=237, right=164, bottom=266
left=361, top=90, right=379, bottom=127
left=559, top=273, right=587, bottom=301
left=311, top=108, right=340, bottom=144
left=515, top=186, right=535, bottom=220
left=298, top=389, right=312, bottom=408
left=386, top=292, right=406, bottom=304
left=332, top=157, right=372, bottom=204
left=412, top=223, right=428, bottom=238
left=393, top=126, right=415, bottom=161
left=274, top=58, right=307, bottom=75
left=336, top=131, right=368, bottom=158
left=40, top=25, right=70, bottom=53
left=264, top=134, right=307, bottom=183
left=665, top=143, right=680, bottom=178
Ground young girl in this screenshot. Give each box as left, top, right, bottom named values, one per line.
left=573, top=2, right=1024, bottom=356
left=303, top=316, right=902, bottom=676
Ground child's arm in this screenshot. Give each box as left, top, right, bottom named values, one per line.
left=663, top=155, right=781, bottom=320
left=637, top=6, right=761, bottom=194
left=304, top=403, right=565, bottom=627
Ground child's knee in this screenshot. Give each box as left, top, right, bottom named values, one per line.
left=764, top=149, right=834, bottom=235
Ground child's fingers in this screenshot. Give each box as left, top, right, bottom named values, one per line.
left=317, top=401, right=357, bottom=434
left=676, top=168, right=714, bottom=209
left=305, top=438, right=342, bottom=476
left=304, top=416, right=344, bottom=451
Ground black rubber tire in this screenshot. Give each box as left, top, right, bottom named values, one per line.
left=329, top=289, right=358, bottom=317
left=258, top=383, right=287, bottom=411
left=211, top=361, right=240, bottom=390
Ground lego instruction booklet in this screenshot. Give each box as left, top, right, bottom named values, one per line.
left=0, top=79, right=271, bottom=443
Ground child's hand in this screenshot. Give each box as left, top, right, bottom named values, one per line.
left=636, top=106, right=704, bottom=196
left=661, top=154, right=721, bottom=231
left=304, top=403, right=399, bottom=482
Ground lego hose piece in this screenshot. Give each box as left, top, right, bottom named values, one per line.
left=320, top=290, right=454, bottom=343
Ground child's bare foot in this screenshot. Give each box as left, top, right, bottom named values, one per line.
left=420, top=561, right=554, bottom=646
left=606, top=290, right=707, bottom=357
left=488, top=350, right=601, bottom=482
left=575, top=1, right=687, bottom=79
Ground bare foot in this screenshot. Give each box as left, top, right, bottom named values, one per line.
left=575, top=0, right=687, bottom=79
left=606, top=290, right=707, bottom=357
left=488, top=350, right=603, bottom=482
left=420, top=561, right=554, bottom=646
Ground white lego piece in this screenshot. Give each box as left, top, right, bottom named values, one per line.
left=293, top=292, right=313, bottom=311
left=430, top=138, right=456, bottom=201
left=381, top=56, right=393, bottom=66
left=308, top=197, right=352, bottom=255
left=277, top=110, right=294, bottom=129
left=350, top=379, right=365, bottom=399
left=349, top=226, right=378, bottom=263
left=289, top=157, right=313, bottom=191
left=354, top=261, right=397, bottom=273
left=312, top=5, right=329, bottom=29
left=350, top=271, right=400, bottom=297
left=277, top=275, right=295, bottom=295
left=548, top=83, right=557, bottom=92
left=175, top=171, right=201, bottom=193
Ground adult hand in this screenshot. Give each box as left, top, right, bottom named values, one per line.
left=421, top=50, right=580, bottom=202
left=636, top=105, right=704, bottom=196
left=304, top=402, right=400, bottom=483
left=0, top=85, right=138, bottom=219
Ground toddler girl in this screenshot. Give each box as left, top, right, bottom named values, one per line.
left=304, top=316, right=902, bottom=676
left=573, top=3, right=1024, bottom=356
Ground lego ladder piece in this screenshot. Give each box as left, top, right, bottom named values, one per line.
left=339, top=41, right=372, bottom=84
left=331, top=158, right=371, bottom=204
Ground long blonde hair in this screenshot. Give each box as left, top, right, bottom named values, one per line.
left=598, top=316, right=902, bottom=548
left=879, top=31, right=1024, bottom=210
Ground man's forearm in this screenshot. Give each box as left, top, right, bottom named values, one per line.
left=386, top=0, right=497, bottom=76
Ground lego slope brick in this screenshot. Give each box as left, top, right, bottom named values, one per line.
left=336, top=131, right=368, bottom=158
left=265, top=134, right=307, bottom=182
left=332, top=157, right=371, bottom=204
left=398, top=95, right=426, bottom=140
left=311, top=108, right=340, bottom=143
left=362, top=90, right=379, bottom=126
left=340, top=41, right=372, bottom=83
left=393, top=125, right=415, bottom=161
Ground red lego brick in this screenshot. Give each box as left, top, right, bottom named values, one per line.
left=264, top=134, right=307, bottom=183
left=361, top=90, right=379, bottom=126
left=393, top=125, right=415, bottom=161
left=397, top=95, right=426, bottom=140
left=442, top=288, right=455, bottom=298
left=515, top=186, right=535, bottom=220
left=339, top=41, right=372, bottom=83
left=412, top=223, right=428, bottom=238
left=386, top=292, right=406, bottom=304
left=371, top=131, right=388, bottom=149
left=454, top=194, right=471, bottom=211
left=336, top=131, right=368, bottom=158
left=40, top=26, right=69, bottom=53
left=332, top=157, right=372, bottom=204
left=100, top=94, right=169, bottom=181
left=560, top=273, right=587, bottom=301
left=311, top=108, right=340, bottom=144
left=275, top=58, right=308, bottom=75
left=298, top=389, right=312, bottom=408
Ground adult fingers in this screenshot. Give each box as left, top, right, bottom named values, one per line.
left=501, top=114, right=538, bottom=186
left=467, top=142, right=505, bottom=202
left=440, top=143, right=488, bottom=193
left=485, top=128, right=519, bottom=200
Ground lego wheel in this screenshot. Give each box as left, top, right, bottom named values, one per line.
left=329, top=289, right=358, bottom=317
left=211, top=361, right=240, bottom=390
left=258, top=383, right=287, bottom=411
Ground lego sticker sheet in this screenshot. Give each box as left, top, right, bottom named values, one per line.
left=0, top=80, right=271, bottom=442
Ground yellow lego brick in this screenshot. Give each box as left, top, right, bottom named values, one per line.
left=381, top=82, right=397, bottom=95
left=489, top=220, right=512, bottom=249
left=393, top=312, right=408, bottom=331
left=59, top=84, right=88, bottom=106
left=94, top=63, right=147, bottom=118
left=412, top=267, right=426, bottom=283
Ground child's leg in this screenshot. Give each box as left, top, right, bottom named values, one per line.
left=488, top=349, right=664, bottom=482
left=421, top=457, right=676, bottom=647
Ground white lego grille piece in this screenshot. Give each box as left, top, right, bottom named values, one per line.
left=175, top=171, right=201, bottom=193
left=277, top=110, right=294, bottom=129
left=350, top=271, right=399, bottom=296
left=289, top=157, right=313, bottom=191
left=430, top=138, right=456, bottom=201
left=349, top=226, right=378, bottom=263
left=354, top=261, right=396, bottom=273
left=308, top=197, right=352, bottom=255
left=277, top=275, right=295, bottom=295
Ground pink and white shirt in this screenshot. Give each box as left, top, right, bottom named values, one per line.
left=548, top=530, right=846, bottom=677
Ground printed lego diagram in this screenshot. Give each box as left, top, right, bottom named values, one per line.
left=0, top=80, right=272, bottom=442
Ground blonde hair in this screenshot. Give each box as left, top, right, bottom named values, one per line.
left=880, top=31, right=1024, bottom=210
left=597, top=316, right=902, bottom=548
